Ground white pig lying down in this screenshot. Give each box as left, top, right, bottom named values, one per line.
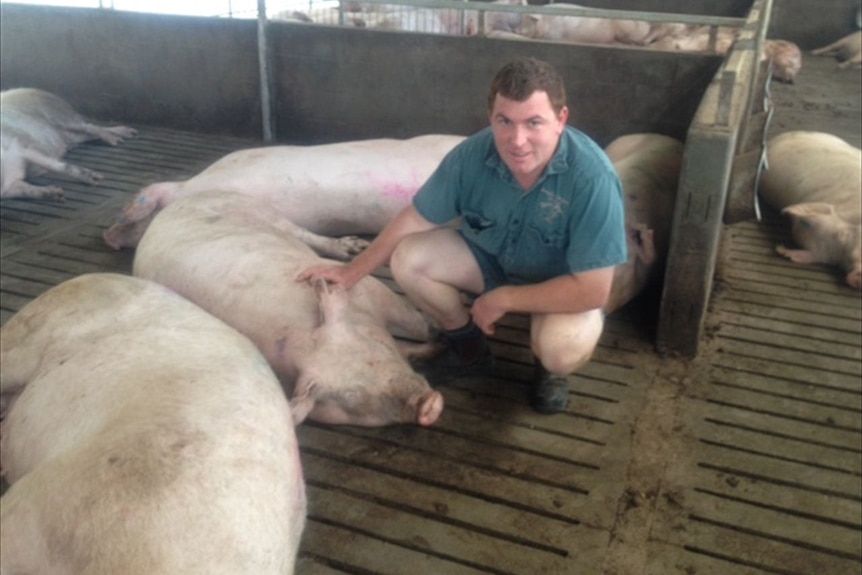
left=0, top=88, right=137, bottom=201
left=0, top=273, right=306, bottom=575
left=132, top=190, right=445, bottom=427
left=602, top=133, right=684, bottom=315
left=758, top=131, right=862, bottom=290
left=810, top=31, right=862, bottom=69
left=516, top=4, right=656, bottom=46
left=763, top=39, right=803, bottom=83
left=102, top=134, right=465, bottom=251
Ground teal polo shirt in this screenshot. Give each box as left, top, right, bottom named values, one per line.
left=413, top=126, right=627, bottom=286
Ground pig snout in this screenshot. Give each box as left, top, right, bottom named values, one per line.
left=417, top=389, right=444, bottom=426
left=296, top=376, right=444, bottom=427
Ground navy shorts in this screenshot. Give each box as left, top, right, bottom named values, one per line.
left=460, top=230, right=509, bottom=295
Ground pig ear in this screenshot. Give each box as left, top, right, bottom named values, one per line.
left=119, top=181, right=179, bottom=223
left=781, top=202, right=837, bottom=218
left=313, top=279, right=350, bottom=324
left=289, top=374, right=317, bottom=425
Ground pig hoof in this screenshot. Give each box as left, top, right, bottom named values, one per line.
left=42, top=185, right=65, bottom=201
left=337, top=236, right=371, bottom=256
left=82, top=168, right=104, bottom=185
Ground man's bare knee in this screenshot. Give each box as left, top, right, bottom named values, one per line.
left=534, top=342, right=596, bottom=375
left=531, top=310, right=604, bottom=375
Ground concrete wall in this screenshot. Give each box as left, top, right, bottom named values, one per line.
left=271, top=23, right=720, bottom=145
left=0, top=3, right=721, bottom=145
left=768, top=0, right=859, bottom=48
left=0, top=5, right=263, bottom=138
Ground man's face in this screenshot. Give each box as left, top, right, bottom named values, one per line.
left=490, top=90, right=568, bottom=189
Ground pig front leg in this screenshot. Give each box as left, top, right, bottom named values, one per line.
left=86, top=124, right=138, bottom=146
left=775, top=244, right=817, bottom=263
left=397, top=339, right=447, bottom=361
left=275, top=217, right=370, bottom=260
left=25, top=150, right=102, bottom=185
left=66, top=123, right=138, bottom=147
left=350, top=277, right=437, bottom=341
left=2, top=180, right=65, bottom=201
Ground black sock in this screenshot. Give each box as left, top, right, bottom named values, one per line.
left=443, top=321, right=487, bottom=363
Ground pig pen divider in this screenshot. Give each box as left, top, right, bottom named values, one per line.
left=657, top=0, right=774, bottom=357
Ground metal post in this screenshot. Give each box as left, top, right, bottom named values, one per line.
left=257, top=0, right=275, bottom=143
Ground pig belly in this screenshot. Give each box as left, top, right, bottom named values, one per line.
left=760, top=131, right=862, bottom=221
left=0, top=273, right=305, bottom=575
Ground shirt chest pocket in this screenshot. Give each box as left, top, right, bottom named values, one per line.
left=506, top=222, right=570, bottom=283
left=462, top=210, right=506, bottom=253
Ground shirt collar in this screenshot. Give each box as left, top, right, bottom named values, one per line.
left=484, top=127, right=572, bottom=185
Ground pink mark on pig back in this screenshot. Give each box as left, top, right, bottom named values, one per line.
left=374, top=171, right=424, bottom=205
left=380, top=182, right=420, bottom=204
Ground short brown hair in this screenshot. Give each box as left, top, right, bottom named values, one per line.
left=487, top=57, right=567, bottom=114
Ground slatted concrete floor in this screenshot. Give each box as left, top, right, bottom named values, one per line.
left=1, top=71, right=860, bottom=575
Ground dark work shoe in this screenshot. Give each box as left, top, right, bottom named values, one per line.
left=416, top=344, right=496, bottom=386
left=530, top=364, right=570, bottom=414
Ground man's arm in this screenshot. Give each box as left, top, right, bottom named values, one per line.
left=296, top=205, right=437, bottom=289
left=469, top=266, right=615, bottom=334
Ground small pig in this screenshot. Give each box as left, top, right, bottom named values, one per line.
left=103, top=134, right=464, bottom=250
left=467, top=0, right=528, bottom=36
left=643, top=22, right=692, bottom=45
left=649, top=24, right=737, bottom=54
left=810, top=31, right=862, bottom=69
left=0, top=273, right=306, bottom=574
left=758, top=131, right=862, bottom=289
left=763, top=39, right=803, bottom=83
left=602, top=134, right=684, bottom=314
left=132, top=190, right=445, bottom=427
left=518, top=4, right=653, bottom=45
left=0, top=88, right=136, bottom=201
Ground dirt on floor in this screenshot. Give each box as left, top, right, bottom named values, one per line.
left=767, top=48, right=861, bottom=146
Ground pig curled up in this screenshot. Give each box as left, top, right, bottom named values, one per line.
left=0, top=273, right=306, bottom=575
left=1, top=88, right=136, bottom=201
left=758, top=131, right=862, bottom=289
left=132, top=190, right=444, bottom=427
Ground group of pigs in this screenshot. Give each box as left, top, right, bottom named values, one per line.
left=1, top=51, right=860, bottom=572
left=282, top=0, right=862, bottom=84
